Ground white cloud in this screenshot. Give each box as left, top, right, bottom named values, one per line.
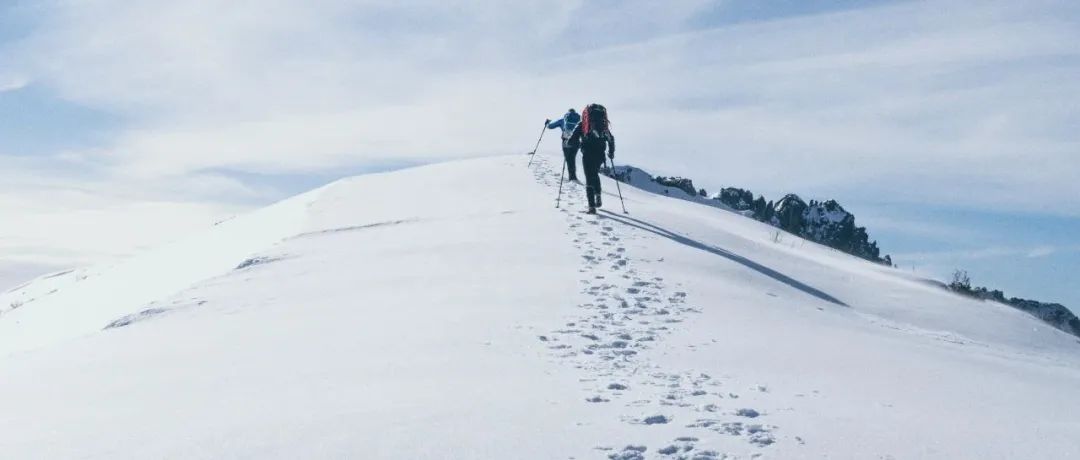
left=11, top=0, right=1076, bottom=213
left=0, top=155, right=249, bottom=283
left=0, top=74, right=28, bottom=92
left=3, top=0, right=1080, bottom=282
left=893, top=244, right=1080, bottom=263
left=852, top=214, right=977, bottom=242
left=1026, top=246, right=1058, bottom=258
left=0, top=175, right=246, bottom=286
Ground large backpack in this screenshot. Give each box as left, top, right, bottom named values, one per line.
left=581, top=104, right=609, bottom=148
left=583, top=103, right=609, bottom=134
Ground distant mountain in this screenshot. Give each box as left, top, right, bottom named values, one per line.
left=607, top=164, right=1079, bottom=338
left=608, top=166, right=890, bottom=266
left=948, top=279, right=1080, bottom=338
left=1009, top=298, right=1080, bottom=337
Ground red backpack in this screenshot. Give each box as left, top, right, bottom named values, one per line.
left=581, top=104, right=609, bottom=139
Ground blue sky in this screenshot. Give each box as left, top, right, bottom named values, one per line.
left=1, top=0, right=1078, bottom=309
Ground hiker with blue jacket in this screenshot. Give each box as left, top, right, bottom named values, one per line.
left=545, top=108, right=583, bottom=182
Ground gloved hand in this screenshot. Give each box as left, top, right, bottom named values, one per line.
left=544, top=119, right=551, bottom=125
left=608, top=151, right=615, bottom=160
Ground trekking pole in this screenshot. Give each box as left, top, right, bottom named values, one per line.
left=607, top=157, right=628, bottom=214
left=527, top=124, right=547, bottom=167
left=555, top=157, right=567, bottom=208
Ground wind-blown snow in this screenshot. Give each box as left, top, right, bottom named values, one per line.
left=1, top=155, right=1078, bottom=459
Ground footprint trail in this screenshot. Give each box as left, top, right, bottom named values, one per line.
left=528, top=156, right=787, bottom=458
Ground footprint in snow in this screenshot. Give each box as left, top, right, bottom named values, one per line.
left=657, top=437, right=711, bottom=458
left=746, top=425, right=776, bottom=446
left=607, top=445, right=646, bottom=460
left=640, top=414, right=670, bottom=425
left=735, top=408, right=761, bottom=418
left=700, top=403, right=721, bottom=413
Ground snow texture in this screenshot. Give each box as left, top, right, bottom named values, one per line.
left=1, top=154, right=1079, bottom=459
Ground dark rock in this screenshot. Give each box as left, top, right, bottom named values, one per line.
left=654, top=176, right=698, bottom=197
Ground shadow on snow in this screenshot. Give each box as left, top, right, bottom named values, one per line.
left=599, top=210, right=848, bottom=307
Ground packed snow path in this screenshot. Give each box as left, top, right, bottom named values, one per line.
left=531, top=156, right=784, bottom=458
left=2, top=154, right=1079, bottom=459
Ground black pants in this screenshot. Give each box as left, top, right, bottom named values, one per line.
left=582, top=150, right=605, bottom=208
left=563, top=145, right=579, bottom=179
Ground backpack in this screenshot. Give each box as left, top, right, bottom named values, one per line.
left=581, top=104, right=609, bottom=146
left=561, top=111, right=581, bottom=141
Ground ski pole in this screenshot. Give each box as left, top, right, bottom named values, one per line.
left=555, top=157, right=567, bottom=208
left=607, top=157, right=628, bottom=214
left=527, top=123, right=547, bottom=167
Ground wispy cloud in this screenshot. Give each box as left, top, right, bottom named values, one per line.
left=1025, top=246, right=1058, bottom=258
left=894, top=244, right=1080, bottom=263
left=850, top=214, right=978, bottom=242
left=3, top=0, right=1080, bottom=284
left=0, top=154, right=250, bottom=285
left=5, top=0, right=1074, bottom=213
left=0, top=74, right=28, bottom=92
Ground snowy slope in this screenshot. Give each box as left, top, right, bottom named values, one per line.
left=2, top=154, right=1078, bottom=459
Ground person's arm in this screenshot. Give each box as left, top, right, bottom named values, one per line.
left=547, top=118, right=563, bottom=130
left=606, top=131, right=616, bottom=158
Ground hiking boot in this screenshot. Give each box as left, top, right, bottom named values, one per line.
left=586, top=207, right=597, bottom=214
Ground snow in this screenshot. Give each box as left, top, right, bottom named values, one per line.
left=0, top=186, right=321, bottom=355
left=613, top=166, right=725, bottom=209
left=804, top=203, right=850, bottom=226
left=2, top=154, right=1079, bottom=459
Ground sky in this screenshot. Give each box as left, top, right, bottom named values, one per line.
left=1, top=0, right=1078, bottom=308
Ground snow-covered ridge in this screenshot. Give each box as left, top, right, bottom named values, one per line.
left=1, top=154, right=1078, bottom=459
left=0, top=184, right=326, bottom=354
left=605, top=165, right=887, bottom=264
left=949, top=282, right=1080, bottom=338
left=606, top=164, right=1079, bottom=338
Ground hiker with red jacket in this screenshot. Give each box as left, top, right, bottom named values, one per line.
left=568, top=104, right=616, bottom=214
